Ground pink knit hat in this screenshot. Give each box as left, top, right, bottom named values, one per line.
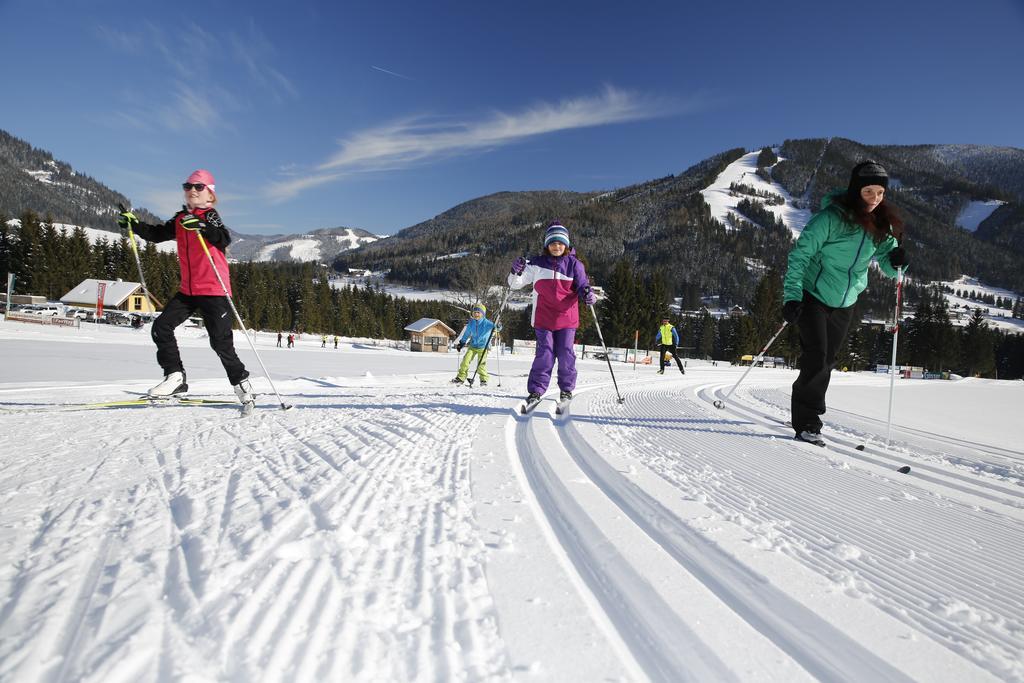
left=185, top=169, right=216, bottom=196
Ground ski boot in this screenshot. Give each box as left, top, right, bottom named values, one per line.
left=149, top=371, right=187, bottom=397
left=520, top=392, right=543, bottom=415
left=795, top=430, right=826, bottom=447
left=559, top=390, right=572, bottom=401
left=451, top=377, right=464, bottom=385
left=234, top=378, right=256, bottom=416
left=479, top=379, right=487, bottom=386
left=657, top=369, right=664, bottom=375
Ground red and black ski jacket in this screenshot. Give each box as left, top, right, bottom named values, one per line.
left=133, top=207, right=233, bottom=296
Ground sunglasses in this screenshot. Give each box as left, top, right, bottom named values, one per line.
left=182, top=182, right=208, bottom=191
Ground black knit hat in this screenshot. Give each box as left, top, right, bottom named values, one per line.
left=848, top=160, right=889, bottom=194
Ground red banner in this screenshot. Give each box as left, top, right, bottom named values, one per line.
left=96, top=282, right=106, bottom=318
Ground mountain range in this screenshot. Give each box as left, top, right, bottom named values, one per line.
left=0, top=129, right=379, bottom=264
left=3, top=127, right=1024, bottom=297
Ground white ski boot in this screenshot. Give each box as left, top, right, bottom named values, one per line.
left=149, top=371, right=187, bottom=397
left=795, top=430, right=826, bottom=447
left=234, top=378, right=256, bottom=415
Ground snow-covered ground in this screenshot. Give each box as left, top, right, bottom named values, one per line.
left=939, top=275, right=1024, bottom=333
left=0, top=318, right=1022, bottom=682
left=956, top=200, right=1006, bottom=232
left=700, top=151, right=813, bottom=236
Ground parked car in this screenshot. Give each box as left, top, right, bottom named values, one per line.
left=24, top=305, right=61, bottom=316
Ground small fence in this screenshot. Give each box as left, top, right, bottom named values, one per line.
left=4, top=312, right=80, bottom=328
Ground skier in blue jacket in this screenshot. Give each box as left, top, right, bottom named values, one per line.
left=452, top=303, right=496, bottom=386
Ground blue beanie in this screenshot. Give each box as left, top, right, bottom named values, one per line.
left=543, top=222, right=570, bottom=248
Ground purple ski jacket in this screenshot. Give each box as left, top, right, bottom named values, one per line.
left=507, top=248, right=590, bottom=331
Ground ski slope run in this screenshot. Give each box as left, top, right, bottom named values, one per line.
left=0, top=332, right=1021, bottom=681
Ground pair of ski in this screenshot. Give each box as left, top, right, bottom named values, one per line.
left=2, top=394, right=252, bottom=415
left=519, top=394, right=571, bottom=416
left=781, top=419, right=911, bottom=473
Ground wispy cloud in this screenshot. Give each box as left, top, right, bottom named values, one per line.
left=230, top=20, right=299, bottom=102
left=371, top=65, right=414, bottom=81
left=97, top=18, right=296, bottom=133
left=157, top=82, right=234, bottom=132
left=94, top=25, right=142, bottom=53
left=268, top=86, right=698, bottom=201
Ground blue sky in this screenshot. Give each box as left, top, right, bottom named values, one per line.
left=2, top=0, right=1023, bottom=235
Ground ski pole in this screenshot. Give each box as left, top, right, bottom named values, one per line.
left=885, top=266, right=904, bottom=448
left=193, top=231, right=291, bottom=411
left=633, top=330, right=639, bottom=373
left=589, top=302, right=625, bottom=404
left=713, top=321, right=788, bottom=409
left=117, top=203, right=162, bottom=311
left=468, top=286, right=512, bottom=387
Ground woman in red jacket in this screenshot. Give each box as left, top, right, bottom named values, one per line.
left=118, top=170, right=252, bottom=407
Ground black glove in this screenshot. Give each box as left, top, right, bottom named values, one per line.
left=782, top=300, right=802, bottom=324
left=888, top=246, right=908, bottom=268
left=456, top=342, right=465, bottom=351
left=117, top=210, right=138, bottom=234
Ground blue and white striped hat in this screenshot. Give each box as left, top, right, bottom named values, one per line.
left=543, top=221, right=570, bottom=248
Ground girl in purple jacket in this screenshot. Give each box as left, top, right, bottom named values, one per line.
left=508, top=222, right=596, bottom=403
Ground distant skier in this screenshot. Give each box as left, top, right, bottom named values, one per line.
left=277, top=331, right=283, bottom=347
left=508, top=221, right=595, bottom=408
left=333, top=335, right=339, bottom=349
left=118, top=169, right=253, bottom=409
left=654, top=318, right=685, bottom=374
left=451, top=303, right=496, bottom=386
left=782, top=161, right=907, bottom=446
left=287, top=333, right=294, bottom=348
left=321, top=334, right=327, bottom=348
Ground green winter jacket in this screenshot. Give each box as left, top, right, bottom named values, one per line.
left=783, top=192, right=901, bottom=309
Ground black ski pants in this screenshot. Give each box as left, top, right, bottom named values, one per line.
left=791, top=292, right=855, bottom=434
left=659, top=344, right=685, bottom=372
left=152, top=292, right=249, bottom=385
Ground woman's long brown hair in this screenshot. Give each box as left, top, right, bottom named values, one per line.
left=834, top=191, right=904, bottom=244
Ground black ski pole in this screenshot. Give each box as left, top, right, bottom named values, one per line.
left=589, top=301, right=625, bottom=404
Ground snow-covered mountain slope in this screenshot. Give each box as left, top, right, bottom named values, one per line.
left=251, top=228, right=379, bottom=263
left=0, top=319, right=1021, bottom=681
left=700, top=150, right=812, bottom=236
left=5, top=218, right=178, bottom=254
left=957, top=200, right=1006, bottom=231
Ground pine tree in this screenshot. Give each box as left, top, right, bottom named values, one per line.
left=960, top=309, right=996, bottom=377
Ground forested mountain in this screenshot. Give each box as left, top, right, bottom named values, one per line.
left=0, top=129, right=375, bottom=264
left=0, top=129, right=161, bottom=228
left=339, top=139, right=1024, bottom=305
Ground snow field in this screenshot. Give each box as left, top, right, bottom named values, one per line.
left=0, top=318, right=1022, bottom=681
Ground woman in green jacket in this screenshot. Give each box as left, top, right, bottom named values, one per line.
left=782, top=160, right=908, bottom=446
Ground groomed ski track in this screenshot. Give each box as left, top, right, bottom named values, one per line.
left=508, top=376, right=1022, bottom=682
left=1, top=357, right=1022, bottom=680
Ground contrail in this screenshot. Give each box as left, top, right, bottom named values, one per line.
left=371, top=65, right=414, bottom=81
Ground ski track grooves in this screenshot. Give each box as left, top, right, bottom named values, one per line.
left=531, top=396, right=914, bottom=682
left=591, top=380, right=1023, bottom=680
left=514, top=407, right=735, bottom=682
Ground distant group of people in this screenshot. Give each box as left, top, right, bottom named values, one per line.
left=274, top=332, right=339, bottom=349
